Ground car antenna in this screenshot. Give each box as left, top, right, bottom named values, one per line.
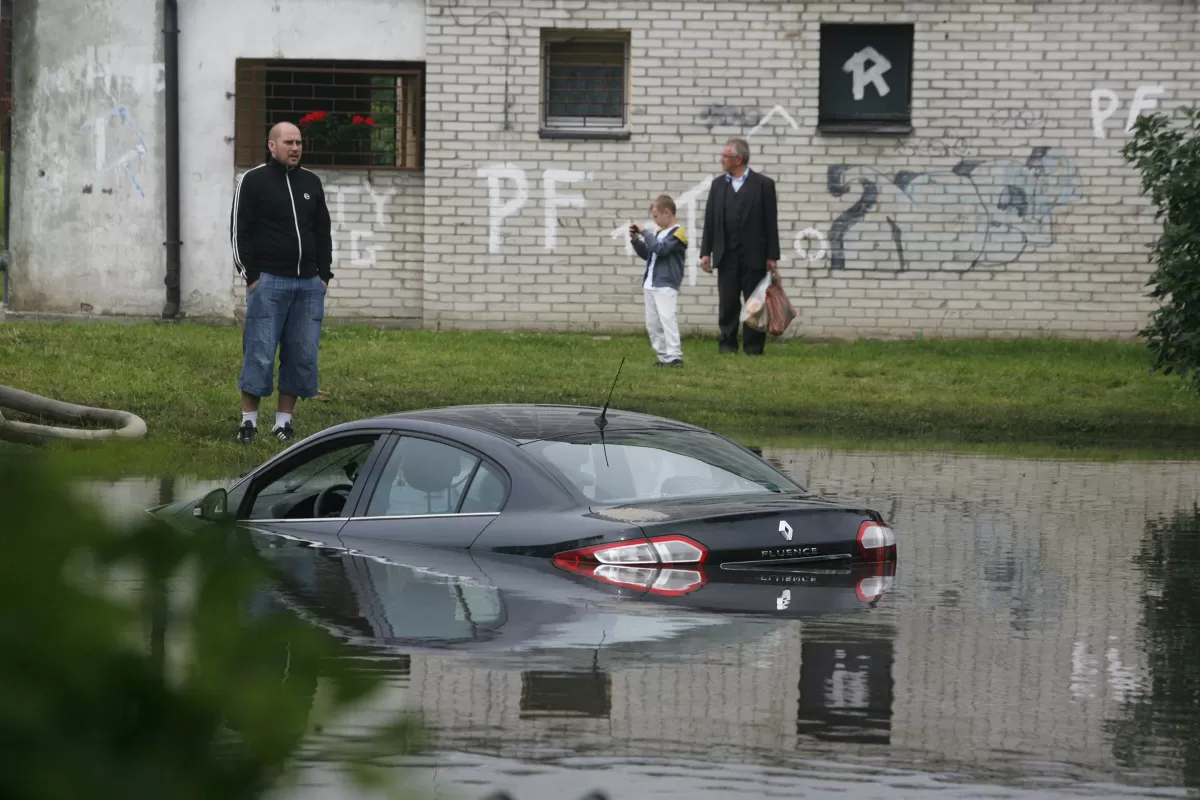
left=594, top=356, right=625, bottom=467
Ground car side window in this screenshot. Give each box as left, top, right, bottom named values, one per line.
left=365, top=436, right=482, bottom=517
left=245, top=436, right=381, bottom=520
left=460, top=461, right=507, bottom=513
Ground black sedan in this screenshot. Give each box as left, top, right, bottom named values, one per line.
left=179, top=404, right=898, bottom=591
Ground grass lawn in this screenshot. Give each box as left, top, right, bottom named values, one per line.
left=1, top=321, right=1199, bottom=479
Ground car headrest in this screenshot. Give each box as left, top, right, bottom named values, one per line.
left=401, top=440, right=464, bottom=494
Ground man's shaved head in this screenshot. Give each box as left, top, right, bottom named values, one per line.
left=267, top=121, right=303, bottom=166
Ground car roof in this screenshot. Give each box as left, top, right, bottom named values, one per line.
left=374, top=403, right=704, bottom=443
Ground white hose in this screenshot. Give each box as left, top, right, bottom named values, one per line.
left=0, top=385, right=148, bottom=444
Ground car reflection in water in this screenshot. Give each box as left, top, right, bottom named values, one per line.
left=255, top=533, right=895, bottom=661
left=248, top=530, right=898, bottom=759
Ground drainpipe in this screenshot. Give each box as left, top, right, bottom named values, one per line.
left=161, top=0, right=181, bottom=318
left=1, top=146, right=9, bottom=307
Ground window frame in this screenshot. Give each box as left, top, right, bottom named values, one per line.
left=234, top=431, right=391, bottom=522
left=351, top=433, right=512, bottom=520
left=817, top=22, right=916, bottom=135
left=538, top=29, right=632, bottom=141
left=233, top=57, right=425, bottom=171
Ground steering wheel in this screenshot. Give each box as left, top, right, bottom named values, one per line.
left=314, top=483, right=353, bottom=518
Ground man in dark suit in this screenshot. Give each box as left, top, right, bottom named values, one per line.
left=700, top=137, right=781, bottom=355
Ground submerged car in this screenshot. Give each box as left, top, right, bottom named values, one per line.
left=177, top=404, right=898, bottom=590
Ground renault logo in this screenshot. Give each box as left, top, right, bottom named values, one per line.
left=779, top=520, right=793, bottom=541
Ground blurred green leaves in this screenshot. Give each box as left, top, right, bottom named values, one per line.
left=0, top=453, right=425, bottom=799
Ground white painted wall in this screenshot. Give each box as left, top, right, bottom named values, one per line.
left=9, top=0, right=424, bottom=317
left=10, top=0, right=165, bottom=315
left=178, top=0, right=425, bottom=318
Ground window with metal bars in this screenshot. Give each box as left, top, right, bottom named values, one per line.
left=233, top=59, right=424, bottom=170
left=540, top=31, right=630, bottom=137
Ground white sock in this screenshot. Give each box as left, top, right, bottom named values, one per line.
left=275, top=412, right=293, bottom=430
left=242, top=411, right=258, bottom=428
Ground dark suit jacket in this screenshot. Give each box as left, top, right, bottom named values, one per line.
left=700, top=169, right=781, bottom=271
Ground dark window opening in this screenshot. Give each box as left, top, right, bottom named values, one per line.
left=520, top=670, right=612, bottom=719
left=540, top=32, right=630, bottom=140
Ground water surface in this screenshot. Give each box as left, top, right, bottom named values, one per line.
left=84, top=446, right=1200, bottom=799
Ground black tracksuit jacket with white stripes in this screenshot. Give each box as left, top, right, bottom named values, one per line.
left=230, top=157, right=333, bottom=286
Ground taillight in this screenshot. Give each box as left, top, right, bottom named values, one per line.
left=553, top=535, right=709, bottom=567
left=857, top=521, right=897, bottom=563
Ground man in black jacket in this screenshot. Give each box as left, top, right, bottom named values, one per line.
left=699, top=137, right=781, bottom=355
left=230, top=121, right=333, bottom=444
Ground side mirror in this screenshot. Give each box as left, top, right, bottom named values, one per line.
left=194, top=488, right=230, bottom=521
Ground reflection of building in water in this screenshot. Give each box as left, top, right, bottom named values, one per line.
left=775, top=449, right=1200, bottom=776
left=398, top=620, right=896, bottom=763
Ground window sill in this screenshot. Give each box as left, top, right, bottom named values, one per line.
left=817, top=121, right=914, bottom=135
left=539, top=128, right=631, bottom=141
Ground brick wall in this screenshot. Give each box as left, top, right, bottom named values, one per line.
left=421, top=0, right=1200, bottom=340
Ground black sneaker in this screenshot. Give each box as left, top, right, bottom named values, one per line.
left=666, top=358, right=684, bottom=368
left=236, top=421, right=256, bottom=444
left=272, top=422, right=295, bottom=443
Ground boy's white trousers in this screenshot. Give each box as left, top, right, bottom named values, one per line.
left=643, top=286, right=682, bottom=362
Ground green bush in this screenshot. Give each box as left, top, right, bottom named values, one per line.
left=1122, top=107, right=1200, bottom=393
left=0, top=454, right=425, bottom=799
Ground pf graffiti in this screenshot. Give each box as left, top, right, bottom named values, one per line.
left=476, top=164, right=591, bottom=253
left=1090, top=86, right=1166, bottom=138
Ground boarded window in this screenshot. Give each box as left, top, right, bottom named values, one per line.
left=819, top=24, right=915, bottom=134
left=234, top=59, right=424, bottom=170
left=540, top=32, right=630, bottom=137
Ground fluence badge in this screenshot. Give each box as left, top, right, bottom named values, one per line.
left=779, top=520, right=793, bottom=541
left=303, top=192, right=311, bottom=200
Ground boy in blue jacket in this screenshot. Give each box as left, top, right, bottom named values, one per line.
left=630, top=195, right=687, bottom=367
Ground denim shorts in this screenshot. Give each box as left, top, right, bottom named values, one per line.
left=238, top=272, right=326, bottom=398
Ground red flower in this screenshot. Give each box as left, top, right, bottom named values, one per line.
left=364, top=117, right=375, bottom=126
left=352, top=115, right=364, bottom=125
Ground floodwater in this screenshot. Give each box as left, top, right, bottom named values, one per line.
left=80, top=446, right=1200, bottom=799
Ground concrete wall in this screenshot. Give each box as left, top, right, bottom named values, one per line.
left=424, top=0, right=1200, bottom=339
left=10, top=0, right=165, bottom=315
left=8, top=0, right=425, bottom=317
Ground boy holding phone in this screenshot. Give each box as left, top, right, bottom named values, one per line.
left=630, top=195, right=687, bottom=367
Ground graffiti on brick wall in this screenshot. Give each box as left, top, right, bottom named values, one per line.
left=476, top=164, right=591, bottom=253
left=700, top=105, right=763, bottom=131
left=986, top=106, right=1049, bottom=137
left=891, top=137, right=972, bottom=159
left=326, top=177, right=398, bottom=267
left=1091, top=85, right=1165, bottom=139
left=827, top=147, right=1080, bottom=272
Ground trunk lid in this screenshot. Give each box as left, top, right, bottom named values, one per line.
left=589, top=492, right=884, bottom=567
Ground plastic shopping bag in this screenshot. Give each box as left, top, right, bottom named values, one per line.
left=739, top=273, right=773, bottom=332
left=764, top=274, right=798, bottom=336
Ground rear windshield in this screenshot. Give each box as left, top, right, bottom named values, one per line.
left=522, top=429, right=802, bottom=505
